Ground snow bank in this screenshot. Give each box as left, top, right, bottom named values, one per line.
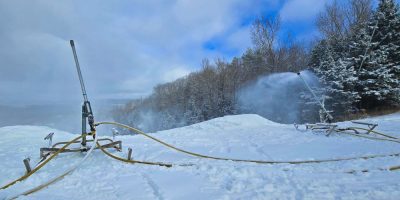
left=1, top=114, right=400, bottom=199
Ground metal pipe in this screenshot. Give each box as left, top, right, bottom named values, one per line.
left=297, top=72, right=333, bottom=122
left=128, top=148, right=133, bottom=160
left=358, top=18, right=379, bottom=72
left=70, top=40, right=96, bottom=147
left=81, top=104, right=87, bottom=147
left=23, top=158, right=32, bottom=173
left=70, top=40, right=89, bottom=102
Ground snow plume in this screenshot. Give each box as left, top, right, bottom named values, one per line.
left=236, top=70, right=321, bottom=124
left=135, top=110, right=161, bottom=132
left=114, top=107, right=187, bottom=134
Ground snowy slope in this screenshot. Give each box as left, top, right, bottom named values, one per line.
left=1, top=114, right=400, bottom=199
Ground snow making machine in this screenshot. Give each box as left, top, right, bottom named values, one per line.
left=294, top=72, right=337, bottom=135
left=294, top=72, right=380, bottom=136
left=38, top=40, right=122, bottom=162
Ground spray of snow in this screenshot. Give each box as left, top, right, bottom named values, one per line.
left=136, top=110, right=161, bottom=132
left=236, top=70, right=320, bottom=124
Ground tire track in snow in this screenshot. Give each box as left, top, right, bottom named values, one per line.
left=248, top=140, right=273, bottom=160
left=247, top=132, right=273, bottom=160
left=141, top=173, right=164, bottom=200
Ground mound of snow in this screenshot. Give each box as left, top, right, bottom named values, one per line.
left=188, top=114, right=285, bottom=128
left=1, top=114, right=400, bottom=199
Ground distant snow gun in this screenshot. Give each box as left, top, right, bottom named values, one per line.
left=296, top=72, right=333, bottom=123
left=295, top=72, right=389, bottom=138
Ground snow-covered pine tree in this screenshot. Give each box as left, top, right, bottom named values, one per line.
left=324, top=58, right=360, bottom=116
left=309, top=40, right=329, bottom=70
left=348, top=0, right=400, bottom=108
left=311, top=40, right=360, bottom=118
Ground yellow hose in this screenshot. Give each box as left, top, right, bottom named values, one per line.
left=3, top=121, right=398, bottom=197
left=336, top=129, right=400, bottom=143
left=389, top=165, right=400, bottom=171
left=345, top=127, right=399, bottom=140
left=95, top=121, right=400, bottom=165
left=12, top=131, right=97, bottom=199
left=1, top=135, right=83, bottom=190
left=96, top=141, right=174, bottom=167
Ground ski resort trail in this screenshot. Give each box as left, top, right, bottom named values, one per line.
left=1, top=113, right=400, bottom=199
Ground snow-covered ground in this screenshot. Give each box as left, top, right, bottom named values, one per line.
left=1, top=113, right=400, bottom=199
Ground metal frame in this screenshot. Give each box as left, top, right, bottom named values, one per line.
left=40, top=139, right=122, bottom=159
left=305, top=123, right=338, bottom=136
left=351, top=121, right=378, bottom=134
left=51, top=138, right=114, bottom=148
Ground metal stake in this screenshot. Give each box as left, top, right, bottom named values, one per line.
left=44, top=132, right=54, bottom=148
left=128, top=148, right=133, bottom=160
left=23, top=158, right=32, bottom=173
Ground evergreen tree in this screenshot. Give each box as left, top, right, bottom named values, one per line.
left=311, top=40, right=360, bottom=118
left=349, top=0, right=400, bottom=108
left=324, top=58, right=360, bottom=116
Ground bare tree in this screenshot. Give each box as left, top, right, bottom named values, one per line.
left=251, top=15, right=281, bottom=52
left=251, top=15, right=309, bottom=72
left=317, top=0, right=347, bottom=40
left=317, top=0, right=372, bottom=40
left=251, top=15, right=281, bottom=71
left=346, top=0, right=373, bottom=33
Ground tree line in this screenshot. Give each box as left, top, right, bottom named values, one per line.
left=310, top=0, right=400, bottom=119
left=113, top=0, right=400, bottom=132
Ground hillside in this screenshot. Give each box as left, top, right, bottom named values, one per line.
left=1, top=113, right=400, bottom=199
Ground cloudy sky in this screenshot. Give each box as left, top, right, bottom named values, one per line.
left=0, top=0, right=331, bottom=106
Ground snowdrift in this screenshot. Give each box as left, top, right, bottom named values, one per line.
left=1, top=114, right=400, bottom=199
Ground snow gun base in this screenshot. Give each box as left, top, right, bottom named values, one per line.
left=40, top=138, right=122, bottom=160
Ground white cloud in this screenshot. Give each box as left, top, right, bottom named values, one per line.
left=162, top=67, right=191, bottom=82
left=0, top=0, right=270, bottom=105
left=280, top=0, right=328, bottom=22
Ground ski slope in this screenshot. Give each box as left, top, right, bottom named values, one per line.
left=1, top=113, right=400, bottom=199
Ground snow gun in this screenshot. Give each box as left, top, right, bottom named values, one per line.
left=37, top=40, right=122, bottom=160
left=295, top=72, right=385, bottom=138
left=70, top=40, right=96, bottom=148
left=296, top=72, right=333, bottom=123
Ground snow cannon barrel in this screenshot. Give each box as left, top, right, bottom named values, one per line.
left=297, top=71, right=334, bottom=123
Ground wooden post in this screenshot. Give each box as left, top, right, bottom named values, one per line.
left=23, top=158, right=32, bottom=173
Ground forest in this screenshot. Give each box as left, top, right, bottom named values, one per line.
left=112, top=0, right=400, bottom=132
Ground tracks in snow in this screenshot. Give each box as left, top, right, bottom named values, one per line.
left=141, top=173, right=164, bottom=200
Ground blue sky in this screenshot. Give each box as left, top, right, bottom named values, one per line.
left=0, top=0, right=385, bottom=105
left=203, top=0, right=328, bottom=57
